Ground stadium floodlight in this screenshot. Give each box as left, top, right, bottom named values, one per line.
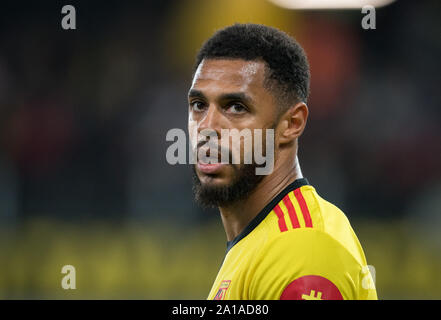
left=268, top=0, right=397, bottom=9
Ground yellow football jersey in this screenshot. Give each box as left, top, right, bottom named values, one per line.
left=208, top=178, right=377, bottom=300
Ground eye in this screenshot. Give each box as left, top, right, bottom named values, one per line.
left=227, top=103, right=247, bottom=114
left=190, top=101, right=206, bottom=112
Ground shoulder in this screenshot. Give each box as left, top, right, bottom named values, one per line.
left=261, top=184, right=367, bottom=267
left=246, top=185, right=375, bottom=299
left=249, top=227, right=366, bottom=299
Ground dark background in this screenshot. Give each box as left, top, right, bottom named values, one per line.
left=0, top=0, right=439, bottom=299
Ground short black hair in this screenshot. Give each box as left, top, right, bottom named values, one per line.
left=194, top=23, right=310, bottom=109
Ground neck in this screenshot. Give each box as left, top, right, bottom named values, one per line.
left=219, top=156, right=303, bottom=242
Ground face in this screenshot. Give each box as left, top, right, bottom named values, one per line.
left=188, top=59, right=278, bottom=207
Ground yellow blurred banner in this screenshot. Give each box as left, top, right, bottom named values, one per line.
left=0, top=219, right=439, bottom=299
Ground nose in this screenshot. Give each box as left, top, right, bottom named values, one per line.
left=198, top=104, right=222, bottom=137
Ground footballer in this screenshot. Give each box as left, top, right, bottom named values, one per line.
left=188, top=23, right=377, bottom=300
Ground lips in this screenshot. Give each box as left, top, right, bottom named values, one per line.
left=197, top=161, right=227, bottom=174
left=196, top=142, right=229, bottom=174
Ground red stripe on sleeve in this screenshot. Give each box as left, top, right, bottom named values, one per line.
left=294, top=188, right=313, bottom=228
left=273, top=204, right=288, bottom=232
left=282, top=194, right=300, bottom=229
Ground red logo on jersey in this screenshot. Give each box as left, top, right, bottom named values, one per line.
left=213, top=280, right=231, bottom=300
left=280, top=275, right=343, bottom=300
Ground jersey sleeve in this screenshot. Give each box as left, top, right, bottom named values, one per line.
left=248, top=228, right=377, bottom=300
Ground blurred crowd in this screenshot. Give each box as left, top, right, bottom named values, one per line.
left=0, top=0, right=440, bottom=229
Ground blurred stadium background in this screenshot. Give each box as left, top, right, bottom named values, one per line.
left=0, top=0, right=440, bottom=299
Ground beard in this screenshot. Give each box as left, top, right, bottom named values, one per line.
left=192, top=163, right=265, bottom=209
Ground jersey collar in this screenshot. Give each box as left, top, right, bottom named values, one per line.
left=225, top=177, right=310, bottom=253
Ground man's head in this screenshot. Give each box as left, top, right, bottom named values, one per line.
left=189, top=23, right=310, bottom=208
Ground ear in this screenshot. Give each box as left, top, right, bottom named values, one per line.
left=277, top=102, right=308, bottom=145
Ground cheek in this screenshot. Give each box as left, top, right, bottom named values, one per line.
left=225, top=130, right=254, bottom=164
left=241, top=134, right=254, bottom=160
